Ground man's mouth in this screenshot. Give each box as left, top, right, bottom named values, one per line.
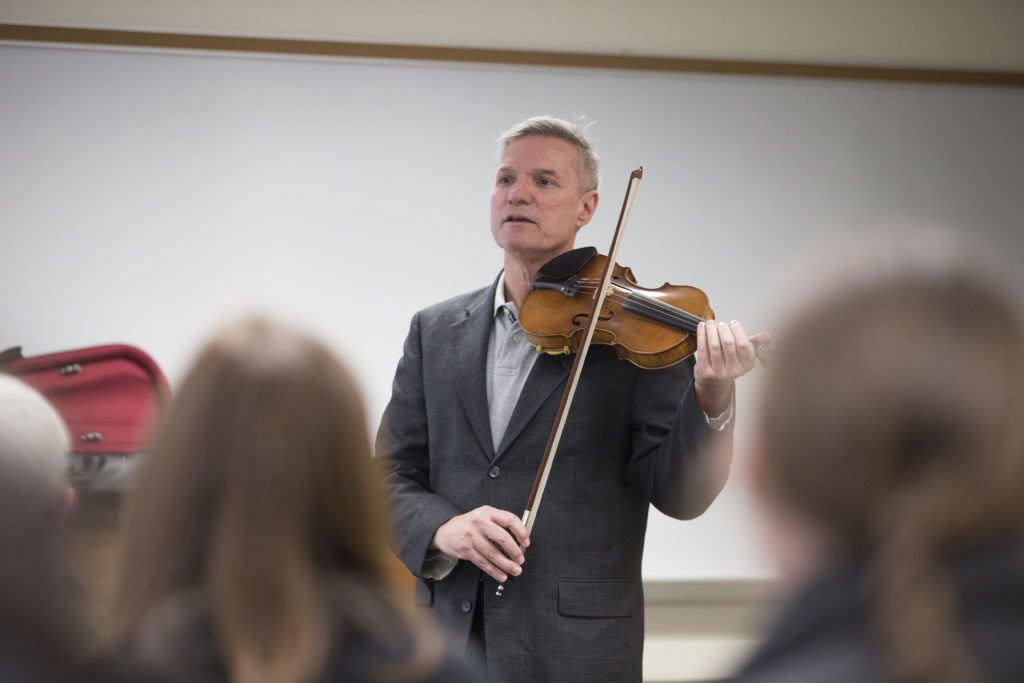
left=505, top=215, right=537, bottom=225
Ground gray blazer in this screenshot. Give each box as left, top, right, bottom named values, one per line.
left=377, top=277, right=733, bottom=683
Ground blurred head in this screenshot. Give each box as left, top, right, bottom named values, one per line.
left=114, top=317, right=393, bottom=682
left=749, top=231, right=1024, bottom=681
left=0, top=374, right=72, bottom=539
left=0, top=375, right=87, bottom=674
left=754, top=232, right=1024, bottom=562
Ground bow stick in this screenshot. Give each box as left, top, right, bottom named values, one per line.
left=496, top=166, right=643, bottom=597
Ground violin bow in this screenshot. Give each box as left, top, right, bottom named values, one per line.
left=497, top=167, right=643, bottom=597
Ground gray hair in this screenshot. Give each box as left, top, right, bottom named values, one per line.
left=497, top=115, right=600, bottom=192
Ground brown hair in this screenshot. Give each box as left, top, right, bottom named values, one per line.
left=756, top=233, right=1024, bottom=683
left=111, top=317, right=439, bottom=682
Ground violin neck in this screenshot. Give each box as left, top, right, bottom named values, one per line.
left=623, top=289, right=772, bottom=366
left=621, top=290, right=703, bottom=334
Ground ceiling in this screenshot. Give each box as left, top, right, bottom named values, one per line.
left=2, top=0, right=1023, bottom=74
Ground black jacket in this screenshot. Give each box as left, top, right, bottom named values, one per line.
left=732, top=542, right=1024, bottom=682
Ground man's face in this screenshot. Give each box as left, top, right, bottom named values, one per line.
left=490, top=135, right=598, bottom=261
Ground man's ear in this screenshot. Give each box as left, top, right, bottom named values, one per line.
left=576, top=190, right=599, bottom=229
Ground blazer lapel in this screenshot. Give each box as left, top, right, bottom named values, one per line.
left=494, top=353, right=571, bottom=461
left=453, top=282, right=499, bottom=461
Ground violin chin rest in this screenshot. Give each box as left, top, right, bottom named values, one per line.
left=537, top=246, right=598, bottom=280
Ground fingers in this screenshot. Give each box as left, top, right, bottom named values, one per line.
left=727, top=320, right=757, bottom=370
left=696, top=319, right=709, bottom=363
left=702, top=320, right=726, bottom=369
left=490, top=507, right=530, bottom=549
left=468, top=540, right=523, bottom=583
left=697, top=320, right=756, bottom=378
left=470, top=523, right=526, bottom=583
left=434, top=506, right=530, bottom=582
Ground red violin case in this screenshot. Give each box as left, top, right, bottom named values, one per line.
left=0, top=344, right=170, bottom=492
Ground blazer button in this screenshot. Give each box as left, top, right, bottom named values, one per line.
left=488, top=465, right=501, bottom=479
left=461, top=600, right=473, bottom=613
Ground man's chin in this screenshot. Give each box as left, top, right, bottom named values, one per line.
left=498, top=241, right=573, bottom=263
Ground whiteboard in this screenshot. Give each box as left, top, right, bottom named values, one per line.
left=3, top=44, right=1023, bottom=580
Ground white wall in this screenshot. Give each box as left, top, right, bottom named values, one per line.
left=3, top=44, right=1023, bottom=580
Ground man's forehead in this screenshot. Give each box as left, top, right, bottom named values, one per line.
left=498, top=136, right=582, bottom=175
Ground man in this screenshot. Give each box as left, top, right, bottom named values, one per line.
left=378, top=116, right=761, bottom=682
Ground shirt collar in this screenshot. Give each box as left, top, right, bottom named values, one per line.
left=493, top=270, right=507, bottom=315
left=493, top=271, right=518, bottom=322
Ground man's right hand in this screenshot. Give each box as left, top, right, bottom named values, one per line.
left=431, top=505, right=531, bottom=582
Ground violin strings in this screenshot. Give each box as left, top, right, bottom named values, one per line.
left=567, top=284, right=702, bottom=331
left=570, top=279, right=775, bottom=363
left=565, top=278, right=706, bottom=332
left=538, top=277, right=775, bottom=364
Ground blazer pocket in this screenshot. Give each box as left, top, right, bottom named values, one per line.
left=414, top=578, right=435, bottom=607
left=557, top=579, right=637, bottom=618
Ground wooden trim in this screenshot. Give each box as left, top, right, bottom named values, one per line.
left=3, top=23, right=1023, bottom=87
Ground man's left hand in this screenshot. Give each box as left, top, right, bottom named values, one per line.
left=693, top=320, right=766, bottom=416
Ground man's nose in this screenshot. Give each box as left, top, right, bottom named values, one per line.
left=507, top=178, right=531, bottom=204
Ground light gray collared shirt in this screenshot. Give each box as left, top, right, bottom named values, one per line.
left=486, top=271, right=538, bottom=452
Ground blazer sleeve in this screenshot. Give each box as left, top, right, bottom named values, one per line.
left=624, top=355, right=734, bottom=520
left=376, top=312, right=463, bottom=577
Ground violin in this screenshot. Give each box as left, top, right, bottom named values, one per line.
left=519, top=246, right=772, bottom=368
left=520, top=246, right=736, bottom=369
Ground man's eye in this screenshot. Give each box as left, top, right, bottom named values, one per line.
left=538, top=178, right=553, bottom=186
left=497, top=176, right=513, bottom=185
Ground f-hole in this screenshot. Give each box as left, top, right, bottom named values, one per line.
left=571, top=310, right=615, bottom=327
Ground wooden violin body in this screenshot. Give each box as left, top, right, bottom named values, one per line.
left=519, top=247, right=714, bottom=369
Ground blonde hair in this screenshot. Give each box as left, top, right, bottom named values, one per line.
left=112, top=317, right=438, bottom=682
left=757, top=233, right=1024, bottom=683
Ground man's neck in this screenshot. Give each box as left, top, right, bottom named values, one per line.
left=501, top=259, right=537, bottom=310
left=502, top=247, right=573, bottom=309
